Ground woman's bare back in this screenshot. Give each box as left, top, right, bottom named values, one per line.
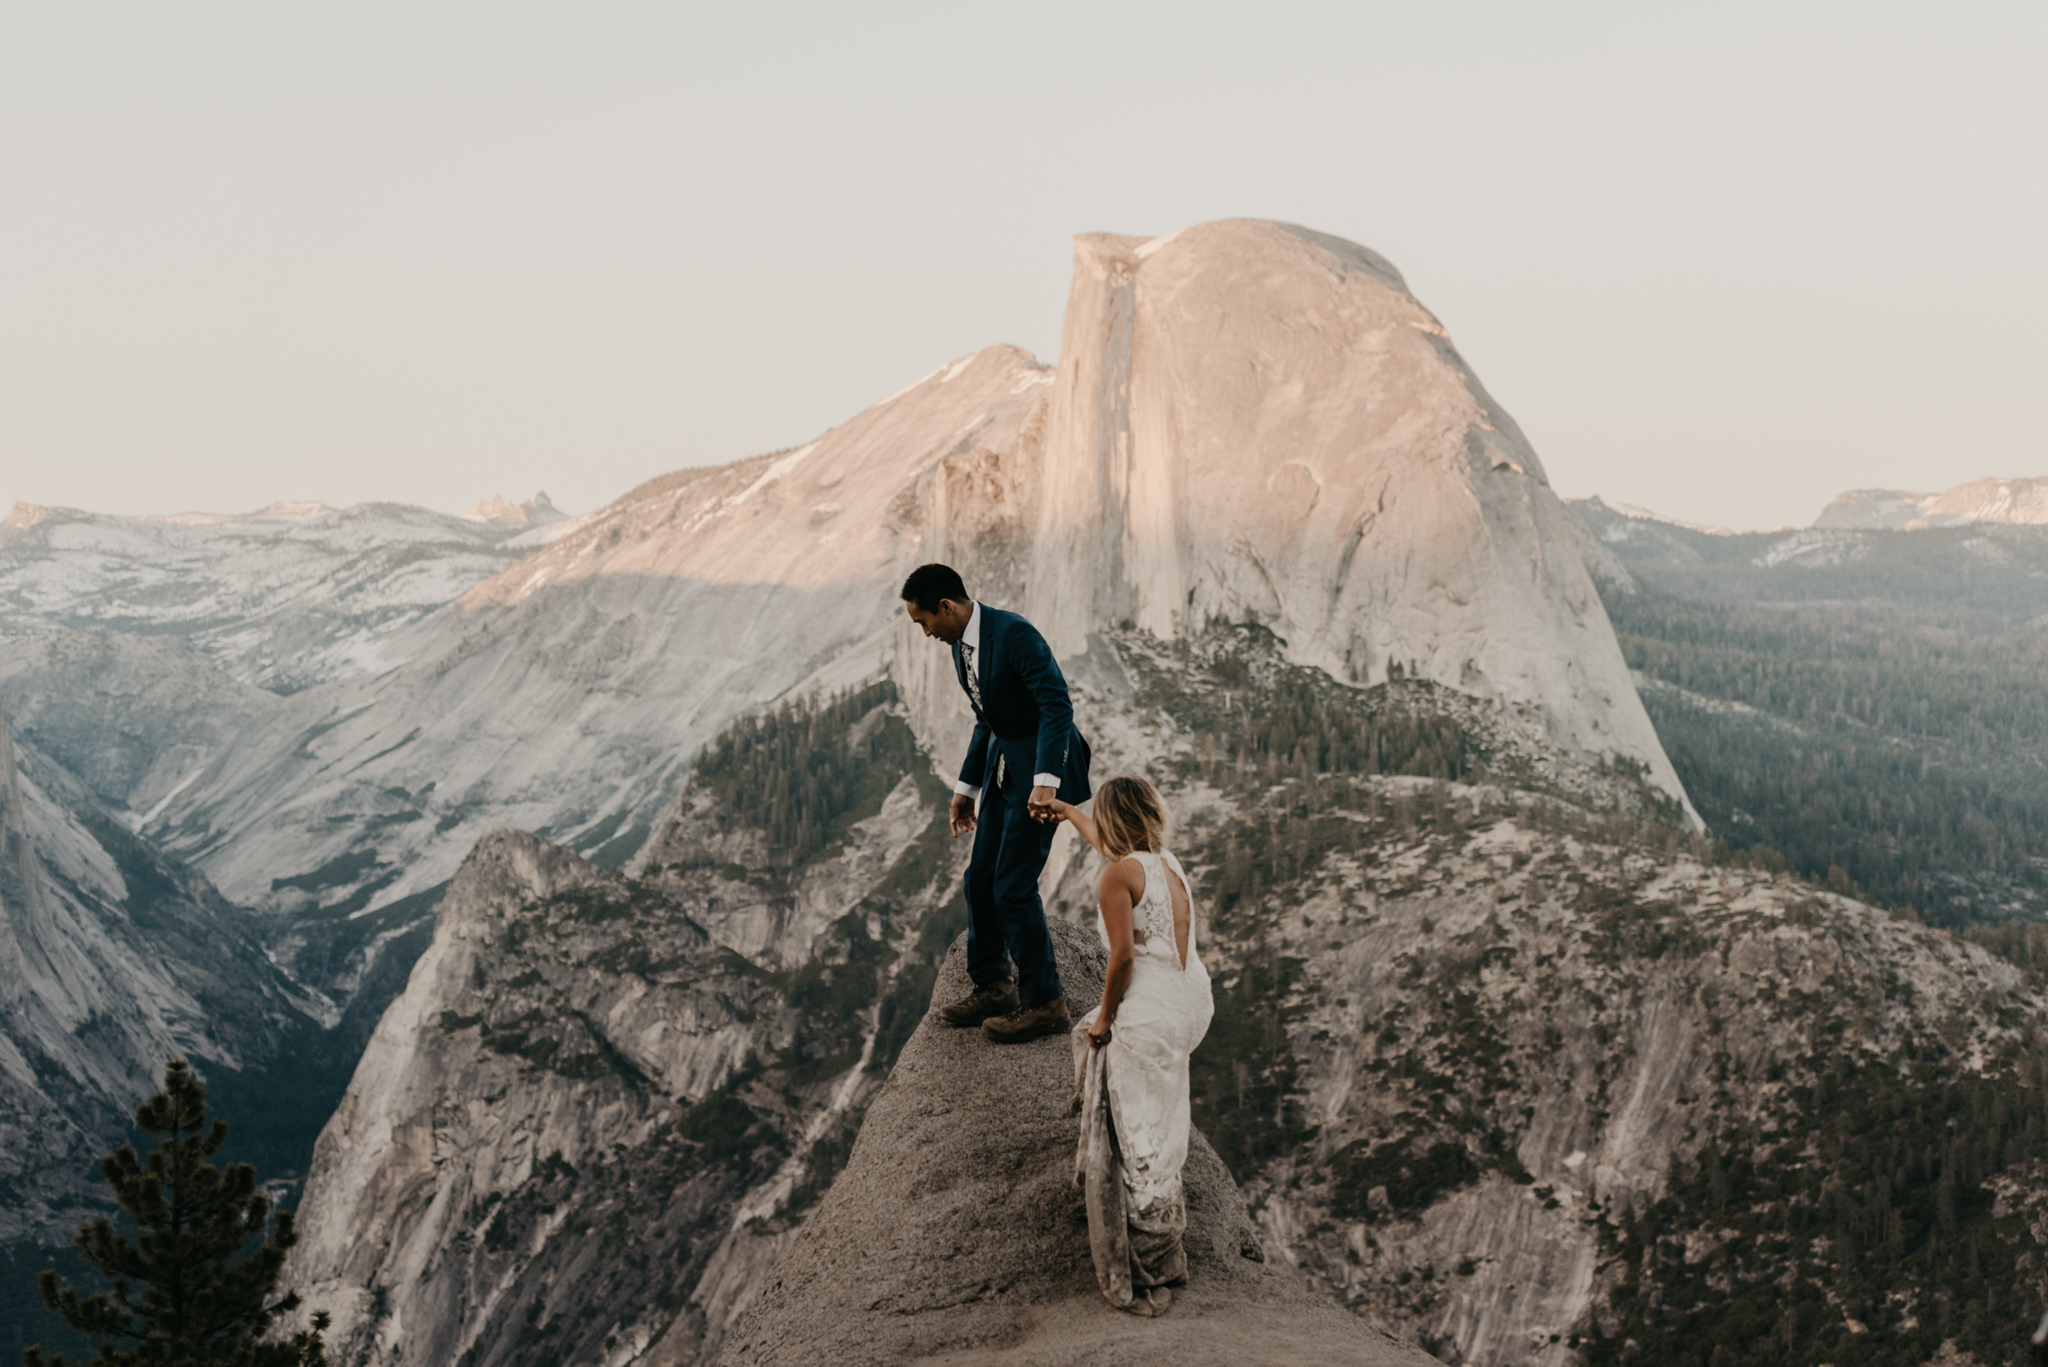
left=1125, top=852, right=1193, bottom=969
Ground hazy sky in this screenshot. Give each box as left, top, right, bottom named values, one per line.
left=4, top=2, right=2041, bottom=531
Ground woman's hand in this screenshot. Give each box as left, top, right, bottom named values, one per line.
left=1088, top=1015, right=1112, bottom=1048
left=1038, top=796, right=1075, bottom=825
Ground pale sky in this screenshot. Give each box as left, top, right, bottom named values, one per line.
left=3, top=2, right=2041, bottom=531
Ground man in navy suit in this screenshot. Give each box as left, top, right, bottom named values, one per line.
left=902, top=563, right=1091, bottom=1043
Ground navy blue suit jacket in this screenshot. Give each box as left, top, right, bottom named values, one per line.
left=953, top=606, right=1092, bottom=806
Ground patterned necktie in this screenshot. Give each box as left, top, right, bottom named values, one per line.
left=960, top=641, right=984, bottom=712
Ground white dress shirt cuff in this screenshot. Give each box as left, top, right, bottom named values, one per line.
left=1032, top=773, right=1060, bottom=790
left=953, top=780, right=982, bottom=801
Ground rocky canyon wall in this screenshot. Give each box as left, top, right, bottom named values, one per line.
left=0, top=700, right=300, bottom=1245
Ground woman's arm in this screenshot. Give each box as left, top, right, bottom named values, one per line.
left=1089, top=859, right=1142, bottom=1046
left=1044, top=797, right=1107, bottom=856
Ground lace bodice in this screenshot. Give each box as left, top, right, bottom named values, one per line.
left=1114, top=849, right=1194, bottom=968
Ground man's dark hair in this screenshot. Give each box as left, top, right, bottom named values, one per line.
left=901, top=563, right=969, bottom=613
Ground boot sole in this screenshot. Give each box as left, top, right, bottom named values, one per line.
left=938, top=993, right=1019, bottom=1028
left=982, top=1018, right=1071, bottom=1044
left=939, top=1010, right=1011, bottom=1028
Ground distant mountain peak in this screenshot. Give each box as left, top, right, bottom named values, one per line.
left=467, top=491, right=567, bottom=527
left=1815, top=476, right=2048, bottom=530
left=252, top=498, right=335, bottom=521
left=1588, top=497, right=1737, bottom=537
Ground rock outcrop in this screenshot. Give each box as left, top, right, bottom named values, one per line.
left=1021, top=223, right=1685, bottom=816
left=1189, top=783, right=2045, bottom=1364
left=282, top=828, right=766, bottom=1365
left=284, top=690, right=973, bottom=1365
left=723, top=916, right=1432, bottom=1367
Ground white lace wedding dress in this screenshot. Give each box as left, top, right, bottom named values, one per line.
left=1072, top=849, right=1215, bottom=1310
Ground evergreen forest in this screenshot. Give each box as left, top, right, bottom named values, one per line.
left=1589, top=514, right=2048, bottom=926
left=691, top=680, right=921, bottom=867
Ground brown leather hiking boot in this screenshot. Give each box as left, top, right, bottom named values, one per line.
left=982, top=995, right=1071, bottom=1044
left=938, top=978, right=1019, bottom=1028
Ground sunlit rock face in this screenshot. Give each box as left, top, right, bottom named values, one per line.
left=1814, top=476, right=2048, bottom=530
left=1022, top=222, right=1688, bottom=818
left=468, top=490, right=569, bottom=529
left=134, top=348, right=1052, bottom=921
left=1929, top=476, right=2048, bottom=525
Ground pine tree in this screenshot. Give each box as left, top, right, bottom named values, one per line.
left=24, top=1059, right=329, bottom=1367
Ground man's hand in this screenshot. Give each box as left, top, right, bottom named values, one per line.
left=1028, top=784, right=1057, bottom=822
left=949, top=792, right=977, bottom=836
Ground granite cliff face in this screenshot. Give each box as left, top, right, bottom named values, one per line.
left=284, top=688, right=972, bottom=1364
left=0, top=698, right=301, bottom=1245
left=0, top=497, right=552, bottom=1037
left=1020, top=223, right=1684, bottom=813
left=1241, top=808, right=2045, bottom=1365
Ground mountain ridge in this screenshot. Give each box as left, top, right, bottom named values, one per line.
left=1815, top=476, right=2048, bottom=530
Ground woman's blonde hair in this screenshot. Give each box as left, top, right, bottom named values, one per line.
left=1093, top=775, right=1168, bottom=860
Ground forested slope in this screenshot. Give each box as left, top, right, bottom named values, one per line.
left=1573, top=500, right=2048, bottom=924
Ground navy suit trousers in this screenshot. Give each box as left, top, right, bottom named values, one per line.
left=964, top=764, right=1065, bottom=1007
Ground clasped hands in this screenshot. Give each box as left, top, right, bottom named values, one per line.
left=947, top=786, right=1066, bottom=837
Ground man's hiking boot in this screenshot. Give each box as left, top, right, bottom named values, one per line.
left=939, top=978, right=1019, bottom=1028
left=983, top=995, right=1072, bottom=1044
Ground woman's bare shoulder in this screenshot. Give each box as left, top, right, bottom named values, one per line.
left=1097, top=855, right=1145, bottom=896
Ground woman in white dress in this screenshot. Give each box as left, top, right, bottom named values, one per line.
left=1045, top=776, right=1215, bottom=1316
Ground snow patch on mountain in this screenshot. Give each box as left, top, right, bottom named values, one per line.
left=0, top=499, right=533, bottom=695
left=1753, top=528, right=1872, bottom=569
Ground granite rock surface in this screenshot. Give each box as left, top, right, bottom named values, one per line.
left=723, top=916, right=1432, bottom=1367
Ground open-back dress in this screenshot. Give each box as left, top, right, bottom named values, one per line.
left=1072, top=848, right=1216, bottom=1311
